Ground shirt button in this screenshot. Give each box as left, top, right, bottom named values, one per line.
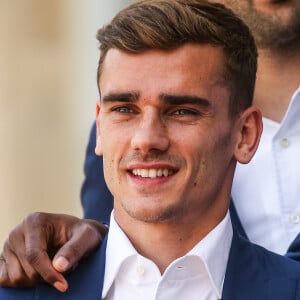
left=176, top=265, right=184, bottom=270
left=136, top=265, right=145, bottom=276
left=279, top=138, right=290, bottom=148
left=290, top=213, right=300, bottom=224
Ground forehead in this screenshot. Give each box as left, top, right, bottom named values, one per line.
left=99, top=44, right=230, bottom=102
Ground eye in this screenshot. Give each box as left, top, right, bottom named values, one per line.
left=173, top=108, right=198, bottom=116
left=112, top=106, right=134, bottom=114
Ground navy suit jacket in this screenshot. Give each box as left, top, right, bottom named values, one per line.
left=1, top=229, right=300, bottom=299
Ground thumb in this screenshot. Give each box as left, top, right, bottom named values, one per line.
left=52, top=219, right=105, bottom=273
left=52, top=232, right=100, bottom=273
left=52, top=255, right=72, bottom=273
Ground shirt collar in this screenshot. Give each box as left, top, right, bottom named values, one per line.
left=102, top=211, right=137, bottom=298
left=186, top=211, right=232, bottom=298
left=277, top=86, right=300, bottom=132
left=263, top=85, right=300, bottom=126
left=102, top=210, right=233, bottom=299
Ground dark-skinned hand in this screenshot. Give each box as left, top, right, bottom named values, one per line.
left=0, top=212, right=108, bottom=292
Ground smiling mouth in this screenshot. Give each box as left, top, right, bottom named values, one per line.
left=131, top=168, right=175, bottom=178
left=267, top=0, right=290, bottom=4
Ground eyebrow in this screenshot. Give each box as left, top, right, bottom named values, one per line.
left=101, top=91, right=211, bottom=108
left=159, top=94, right=211, bottom=107
left=101, top=92, right=139, bottom=103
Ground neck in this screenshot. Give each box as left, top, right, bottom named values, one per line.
left=114, top=201, right=228, bottom=274
left=254, top=47, right=300, bottom=122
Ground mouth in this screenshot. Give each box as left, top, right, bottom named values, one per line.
left=130, top=168, right=176, bottom=178
left=272, top=0, right=289, bottom=3
left=256, top=0, right=290, bottom=4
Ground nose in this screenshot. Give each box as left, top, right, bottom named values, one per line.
left=130, top=109, right=169, bottom=154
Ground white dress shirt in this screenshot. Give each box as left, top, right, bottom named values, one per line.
left=232, top=86, right=300, bottom=254
left=102, top=211, right=233, bottom=300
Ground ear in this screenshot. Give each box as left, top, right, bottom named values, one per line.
left=234, top=106, right=263, bottom=164
left=95, top=100, right=103, bottom=156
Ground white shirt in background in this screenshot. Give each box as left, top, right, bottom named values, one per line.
left=232, top=87, right=300, bottom=254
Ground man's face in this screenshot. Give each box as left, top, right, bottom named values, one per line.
left=216, top=0, right=300, bottom=50
left=96, top=44, right=241, bottom=225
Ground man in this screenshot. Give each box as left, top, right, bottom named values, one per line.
left=2, top=0, right=300, bottom=299
left=81, top=0, right=300, bottom=253
left=1, top=0, right=300, bottom=294
left=81, top=0, right=300, bottom=251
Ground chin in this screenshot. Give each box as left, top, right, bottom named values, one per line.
left=123, top=203, right=183, bottom=223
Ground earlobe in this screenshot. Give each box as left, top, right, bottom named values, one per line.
left=95, top=101, right=103, bottom=156
left=234, top=106, right=263, bottom=164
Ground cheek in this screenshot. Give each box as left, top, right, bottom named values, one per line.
left=100, top=121, right=122, bottom=154
left=189, top=128, right=235, bottom=177
left=100, top=125, right=128, bottom=178
left=102, top=149, right=119, bottom=197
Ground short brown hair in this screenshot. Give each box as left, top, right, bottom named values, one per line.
left=96, top=0, right=257, bottom=116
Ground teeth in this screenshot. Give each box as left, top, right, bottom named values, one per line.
left=141, top=169, right=148, bottom=177
left=131, top=168, right=174, bottom=178
left=148, top=169, right=156, bottom=178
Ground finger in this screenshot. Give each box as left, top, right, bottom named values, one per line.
left=24, top=246, right=69, bottom=292
left=6, top=225, right=40, bottom=285
left=22, top=215, right=69, bottom=292
left=1, top=243, right=37, bottom=288
left=0, top=255, right=9, bottom=287
left=52, top=221, right=103, bottom=273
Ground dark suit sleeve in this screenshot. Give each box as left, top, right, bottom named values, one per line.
left=80, top=122, right=113, bottom=224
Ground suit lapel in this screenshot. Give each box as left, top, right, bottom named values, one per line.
left=229, top=200, right=248, bottom=240
left=221, top=230, right=268, bottom=300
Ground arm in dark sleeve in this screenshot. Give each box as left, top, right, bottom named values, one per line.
left=80, top=122, right=113, bottom=224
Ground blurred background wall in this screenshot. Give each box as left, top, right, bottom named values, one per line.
left=0, top=0, right=132, bottom=248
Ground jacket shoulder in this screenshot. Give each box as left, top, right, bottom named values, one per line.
left=251, top=239, right=300, bottom=279
left=223, top=231, right=300, bottom=300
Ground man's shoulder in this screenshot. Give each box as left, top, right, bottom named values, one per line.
left=251, top=238, right=300, bottom=278
left=235, top=231, right=300, bottom=276
left=222, top=231, right=300, bottom=299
